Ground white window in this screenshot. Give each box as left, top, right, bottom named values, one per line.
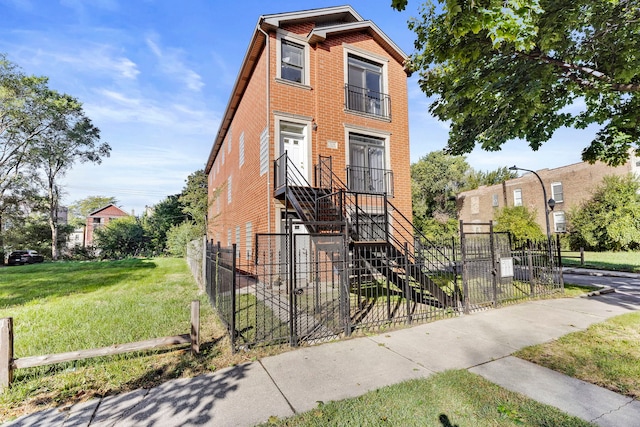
left=227, top=229, right=232, bottom=247
left=553, top=211, right=566, bottom=232
left=348, top=133, right=386, bottom=193
left=492, top=194, right=499, bottom=207
left=227, top=176, right=232, bottom=204
left=280, top=39, right=305, bottom=84
left=246, top=222, right=253, bottom=260
left=239, top=131, right=245, bottom=167
left=551, top=182, right=563, bottom=203
left=260, top=128, right=269, bottom=176
left=514, top=189, right=522, bottom=206
left=235, top=226, right=241, bottom=258
left=346, top=54, right=386, bottom=117
left=221, top=147, right=225, bottom=165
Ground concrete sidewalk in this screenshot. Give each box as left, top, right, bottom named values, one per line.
left=5, top=291, right=640, bottom=427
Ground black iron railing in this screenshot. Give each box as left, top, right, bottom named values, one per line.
left=344, top=84, right=390, bottom=119
left=346, top=165, right=394, bottom=196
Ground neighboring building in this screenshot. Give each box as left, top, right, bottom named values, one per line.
left=84, top=204, right=129, bottom=246
left=205, top=6, right=413, bottom=257
left=457, top=156, right=640, bottom=233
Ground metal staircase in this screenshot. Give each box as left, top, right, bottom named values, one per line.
left=274, top=153, right=458, bottom=310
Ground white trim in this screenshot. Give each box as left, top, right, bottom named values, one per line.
left=276, top=31, right=311, bottom=87
left=274, top=113, right=312, bottom=182
left=343, top=44, right=389, bottom=94
left=343, top=124, right=391, bottom=172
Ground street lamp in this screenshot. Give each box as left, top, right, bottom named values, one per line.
left=509, top=166, right=556, bottom=263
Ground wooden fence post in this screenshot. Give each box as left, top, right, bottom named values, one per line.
left=190, top=300, right=200, bottom=354
left=580, top=247, right=585, bottom=266
left=1, top=318, right=14, bottom=391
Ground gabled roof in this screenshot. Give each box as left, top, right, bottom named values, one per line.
left=87, top=203, right=129, bottom=217
left=205, top=5, right=410, bottom=174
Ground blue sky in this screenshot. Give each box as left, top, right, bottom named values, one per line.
left=1, top=0, right=591, bottom=215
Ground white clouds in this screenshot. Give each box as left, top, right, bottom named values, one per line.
left=145, top=36, right=204, bottom=92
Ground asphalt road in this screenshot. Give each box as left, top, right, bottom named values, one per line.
left=564, top=273, right=640, bottom=298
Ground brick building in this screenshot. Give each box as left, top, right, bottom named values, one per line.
left=205, top=6, right=413, bottom=258
left=84, top=204, right=130, bottom=246
left=457, top=156, right=640, bottom=233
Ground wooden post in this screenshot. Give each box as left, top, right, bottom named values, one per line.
left=190, top=300, right=200, bottom=355
left=1, top=318, right=14, bottom=391
left=580, top=247, right=585, bottom=266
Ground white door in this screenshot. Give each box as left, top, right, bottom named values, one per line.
left=280, top=123, right=308, bottom=183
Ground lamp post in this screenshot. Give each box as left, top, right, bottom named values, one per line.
left=509, top=166, right=556, bottom=261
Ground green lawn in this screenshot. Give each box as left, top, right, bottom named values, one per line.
left=562, top=250, right=640, bottom=273
left=260, top=370, right=594, bottom=426
left=0, top=258, right=280, bottom=423
left=516, top=312, right=640, bottom=399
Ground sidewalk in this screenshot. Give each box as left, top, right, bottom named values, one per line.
left=5, top=290, right=640, bottom=426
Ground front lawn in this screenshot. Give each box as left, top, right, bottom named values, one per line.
left=562, top=250, right=640, bottom=273
left=0, top=258, right=282, bottom=423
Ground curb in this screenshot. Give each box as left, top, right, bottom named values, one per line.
left=581, top=287, right=616, bottom=297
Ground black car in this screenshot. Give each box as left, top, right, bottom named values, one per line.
left=7, top=250, right=44, bottom=265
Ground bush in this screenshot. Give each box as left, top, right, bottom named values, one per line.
left=166, top=222, right=202, bottom=257
left=493, top=206, right=544, bottom=241
left=568, top=174, right=640, bottom=251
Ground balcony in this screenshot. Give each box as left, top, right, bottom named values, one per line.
left=346, top=165, right=394, bottom=196
left=344, top=84, right=391, bottom=119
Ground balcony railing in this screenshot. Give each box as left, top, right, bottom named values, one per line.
left=344, top=84, right=391, bottom=119
left=346, top=165, right=394, bottom=196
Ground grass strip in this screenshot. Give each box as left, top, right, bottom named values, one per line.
left=259, top=370, right=594, bottom=426
left=516, top=312, right=640, bottom=398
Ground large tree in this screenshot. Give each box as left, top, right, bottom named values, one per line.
left=68, top=195, right=118, bottom=225
left=28, top=91, right=110, bottom=260
left=392, top=0, right=640, bottom=166
left=178, top=170, right=208, bottom=233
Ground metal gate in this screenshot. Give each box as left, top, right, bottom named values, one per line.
left=459, top=221, right=562, bottom=313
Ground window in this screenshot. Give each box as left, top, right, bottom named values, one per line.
left=346, top=54, right=388, bottom=117
left=492, top=194, right=499, bottom=207
left=471, top=196, right=480, bottom=214
left=260, top=128, right=269, bottom=176
left=227, top=128, right=232, bottom=153
left=553, top=211, right=566, bottom=232
left=356, top=214, right=386, bottom=241
left=246, top=222, right=253, bottom=260
left=281, top=40, right=304, bottom=84
left=235, top=226, right=241, bottom=258
left=551, top=182, right=563, bottom=203
left=227, top=176, right=232, bottom=204
left=239, top=131, right=245, bottom=167
left=221, top=147, right=225, bottom=165
left=348, top=133, right=386, bottom=194
left=513, top=189, right=522, bottom=206
left=227, top=229, right=232, bottom=247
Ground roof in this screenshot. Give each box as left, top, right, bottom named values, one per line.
left=87, top=203, right=129, bottom=217
left=204, top=5, right=410, bottom=174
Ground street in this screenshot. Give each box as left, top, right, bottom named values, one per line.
left=564, top=272, right=640, bottom=299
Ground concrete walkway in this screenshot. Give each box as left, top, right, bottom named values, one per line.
left=5, top=283, right=640, bottom=426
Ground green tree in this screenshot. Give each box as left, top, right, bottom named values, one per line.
left=392, top=1, right=640, bottom=166
left=568, top=174, right=640, bottom=251
left=178, top=170, right=208, bottom=234
left=143, top=195, right=186, bottom=254
left=494, top=206, right=544, bottom=242
left=94, top=216, right=147, bottom=259
left=28, top=91, right=110, bottom=260
left=464, top=167, right=518, bottom=190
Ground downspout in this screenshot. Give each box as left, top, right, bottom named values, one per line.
left=258, top=23, right=271, bottom=233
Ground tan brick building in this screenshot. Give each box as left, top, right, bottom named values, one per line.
left=457, top=156, right=640, bottom=234
left=205, top=6, right=413, bottom=259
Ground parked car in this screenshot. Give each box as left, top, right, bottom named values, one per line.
left=7, top=250, right=44, bottom=265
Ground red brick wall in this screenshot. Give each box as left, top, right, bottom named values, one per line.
left=207, top=20, right=413, bottom=259
left=85, top=205, right=129, bottom=245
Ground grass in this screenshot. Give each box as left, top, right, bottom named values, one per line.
left=259, top=370, right=594, bottom=426
left=562, top=250, right=640, bottom=273
left=563, top=283, right=602, bottom=297
left=515, top=312, right=640, bottom=398
left=0, top=258, right=286, bottom=423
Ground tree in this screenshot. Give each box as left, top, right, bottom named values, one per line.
left=568, top=174, right=640, bottom=251
left=28, top=91, right=110, bottom=260
left=494, top=206, right=544, bottom=242
left=178, top=170, right=208, bottom=234
left=143, top=195, right=186, bottom=254
left=392, top=1, right=640, bottom=166
left=94, top=216, right=147, bottom=259
left=464, top=167, right=518, bottom=190
left=166, top=222, right=201, bottom=257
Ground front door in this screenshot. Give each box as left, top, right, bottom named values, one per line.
left=280, top=122, right=308, bottom=183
